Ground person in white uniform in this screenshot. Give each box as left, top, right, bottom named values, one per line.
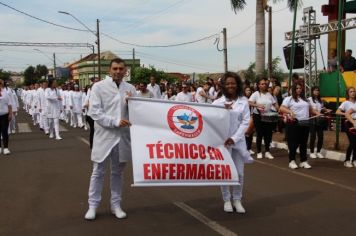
left=4, top=84, right=18, bottom=134
left=213, top=72, right=252, bottom=214
left=84, top=58, right=136, bottom=220
left=336, top=87, right=356, bottom=167
left=45, top=79, right=62, bottom=140
left=147, top=76, right=161, bottom=99
left=30, top=83, right=41, bottom=126
left=175, top=83, right=194, bottom=102
left=70, top=84, right=84, bottom=128
left=38, top=81, right=49, bottom=134
left=0, top=79, right=12, bottom=155
left=195, top=82, right=211, bottom=103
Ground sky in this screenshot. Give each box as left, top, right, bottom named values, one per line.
left=1, top=0, right=356, bottom=74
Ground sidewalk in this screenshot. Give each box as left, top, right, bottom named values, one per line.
left=269, top=131, right=348, bottom=162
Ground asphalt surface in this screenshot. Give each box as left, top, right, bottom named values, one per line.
left=1, top=108, right=356, bottom=236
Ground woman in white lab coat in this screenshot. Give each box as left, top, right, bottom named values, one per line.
left=45, top=79, right=62, bottom=140
left=213, top=72, right=252, bottom=214
left=70, top=84, right=84, bottom=128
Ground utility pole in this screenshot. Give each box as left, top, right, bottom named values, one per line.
left=92, top=46, right=96, bottom=78
left=268, top=6, right=273, bottom=79
left=132, top=48, right=136, bottom=79
left=53, top=53, right=56, bottom=79
left=96, top=19, right=101, bottom=79
left=223, top=28, right=228, bottom=73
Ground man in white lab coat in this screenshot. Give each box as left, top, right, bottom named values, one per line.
left=147, top=75, right=161, bottom=99
left=85, top=58, right=135, bottom=220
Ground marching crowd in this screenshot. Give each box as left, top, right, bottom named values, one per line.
left=0, top=57, right=355, bottom=219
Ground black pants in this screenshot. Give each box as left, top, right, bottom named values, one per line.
left=286, top=123, right=309, bottom=162
left=309, top=124, right=324, bottom=153
left=86, top=115, right=94, bottom=149
left=245, top=134, right=253, bottom=150
left=253, top=114, right=274, bottom=153
left=0, top=113, right=9, bottom=148
left=345, top=122, right=356, bottom=162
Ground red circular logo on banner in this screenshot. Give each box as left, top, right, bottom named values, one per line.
left=167, top=105, right=203, bottom=138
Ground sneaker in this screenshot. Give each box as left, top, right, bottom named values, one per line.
left=249, top=150, right=255, bottom=155
left=257, top=153, right=263, bottom=159
left=84, top=126, right=88, bottom=131
left=344, top=161, right=353, bottom=168
left=49, top=133, right=54, bottom=139
left=55, top=136, right=63, bottom=140
left=310, top=153, right=317, bottom=159
left=299, top=161, right=312, bottom=169
left=289, top=160, right=298, bottom=169
left=316, top=152, right=324, bottom=159
left=3, top=148, right=10, bottom=155
left=233, top=200, right=246, bottom=214
left=223, top=201, right=233, bottom=212
left=265, top=152, right=274, bottom=160
left=111, top=207, right=127, bottom=219
left=84, top=208, right=96, bottom=220
left=270, top=142, right=276, bottom=148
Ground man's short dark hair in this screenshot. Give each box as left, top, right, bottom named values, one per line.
left=109, top=58, right=126, bottom=68
left=347, top=49, right=353, bottom=54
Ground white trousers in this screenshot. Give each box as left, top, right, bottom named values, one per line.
left=40, top=113, right=49, bottom=133
left=72, top=112, right=83, bottom=128
left=48, top=118, right=60, bottom=138
left=88, top=144, right=126, bottom=209
left=9, top=114, right=16, bottom=133
left=32, top=112, right=40, bottom=125
left=221, top=148, right=245, bottom=202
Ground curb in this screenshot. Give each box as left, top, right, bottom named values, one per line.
left=252, top=137, right=346, bottom=162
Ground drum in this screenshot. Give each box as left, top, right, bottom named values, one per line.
left=261, top=112, right=279, bottom=123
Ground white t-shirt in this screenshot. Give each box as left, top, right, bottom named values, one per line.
left=0, top=89, right=11, bottom=115
left=195, top=87, right=207, bottom=103
left=137, top=90, right=154, bottom=99
left=339, top=100, right=356, bottom=119
left=308, top=97, right=323, bottom=112
left=175, top=92, right=193, bottom=103
left=249, top=91, right=276, bottom=114
left=147, top=84, right=161, bottom=99
left=163, top=94, right=176, bottom=101
left=282, top=96, right=310, bottom=120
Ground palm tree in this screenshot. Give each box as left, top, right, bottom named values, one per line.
left=230, top=0, right=300, bottom=76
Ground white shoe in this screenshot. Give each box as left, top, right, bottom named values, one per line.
left=12, top=130, right=16, bottom=134
left=3, top=148, right=10, bottom=155
left=270, top=142, right=276, bottom=148
left=84, top=126, right=88, bottom=131
left=310, top=153, right=317, bottom=159
left=344, top=161, right=353, bottom=168
left=316, top=152, right=324, bottom=159
left=249, top=150, right=255, bottom=155
left=233, top=200, right=246, bottom=214
left=223, top=201, right=233, bottom=213
left=84, top=208, right=96, bottom=220
left=55, top=136, right=62, bottom=140
left=49, top=133, right=54, bottom=138
left=111, top=207, right=127, bottom=219
left=353, top=161, right=356, bottom=167
left=289, top=160, right=298, bottom=169
left=299, top=161, right=312, bottom=169
left=257, top=153, right=263, bottom=159
left=265, top=152, right=274, bottom=160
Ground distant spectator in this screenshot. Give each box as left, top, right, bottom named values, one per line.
left=163, top=87, right=176, bottom=101
left=341, top=49, right=356, bottom=72
left=328, top=49, right=337, bottom=72
left=195, top=82, right=211, bottom=103
left=137, top=82, right=154, bottom=99
left=147, top=76, right=161, bottom=99
left=175, top=83, right=194, bottom=102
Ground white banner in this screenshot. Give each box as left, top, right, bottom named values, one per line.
left=128, top=98, right=239, bottom=186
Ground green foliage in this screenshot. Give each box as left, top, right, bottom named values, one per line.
left=130, top=66, right=177, bottom=85
left=23, top=64, right=48, bottom=86
left=0, top=69, right=10, bottom=81
left=245, top=57, right=286, bottom=83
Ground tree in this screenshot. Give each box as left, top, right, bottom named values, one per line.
left=244, top=56, right=285, bottom=83
left=0, top=69, right=10, bottom=81
left=131, top=66, right=177, bottom=85
left=24, top=66, right=37, bottom=86
left=35, top=64, right=48, bottom=79
left=230, top=0, right=301, bottom=76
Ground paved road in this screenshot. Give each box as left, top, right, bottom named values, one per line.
left=1, top=109, right=356, bottom=236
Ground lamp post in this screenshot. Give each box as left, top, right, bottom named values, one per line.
left=34, top=48, right=56, bottom=78
left=58, top=11, right=101, bottom=79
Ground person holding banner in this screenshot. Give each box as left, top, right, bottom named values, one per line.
left=213, top=72, right=251, bottom=214
left=84, top=58, right=135, bottom=220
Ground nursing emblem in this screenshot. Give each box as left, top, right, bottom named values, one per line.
left=167, top=105, right=203, bottom=138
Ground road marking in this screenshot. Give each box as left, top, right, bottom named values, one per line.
left=17, top=123, right=31, bottom=133
left=256, top=160, right=356, bottom=193
left=77, top=137, right=90, bottom=146
left=174, top=202, right=237, bottom=236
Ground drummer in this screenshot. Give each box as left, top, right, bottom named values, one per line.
left=336, top=87, right=356, bottom=168
left=249, top=77, right=279, bottom=160
left=308, top=86, right=331, bottom=159
left=280, top=83, right=318, bottom=170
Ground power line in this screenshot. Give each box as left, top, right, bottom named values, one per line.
left=228, top=22, right=255, bottom=40
left=0, top=1, right=220, bottom=48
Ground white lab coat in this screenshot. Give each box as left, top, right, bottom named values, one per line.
left=37, top=87, right=47, bottom=112
left=88, top=76, right=136, bottom=163
left=71, top=91, right=83, bottom=114
left=45, top=88, right=62, bottom=119
left=213, top=96, right=252, bottom=163
left=31, top=89, right=41, bottom=114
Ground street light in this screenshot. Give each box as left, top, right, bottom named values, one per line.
left=34, top=49, right=56, bottom=78
left=58, top=11, right=101, bottom=79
